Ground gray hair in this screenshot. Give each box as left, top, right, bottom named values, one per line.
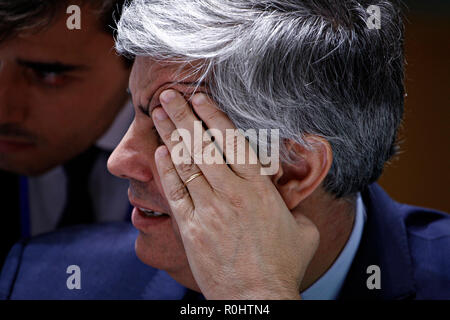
left=116, top=0, right=405, bottom=198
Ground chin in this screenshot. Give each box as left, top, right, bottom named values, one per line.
left=134, top=233, right=202, bottom=292
left=0, top=158, right=48, bottom=176
left=0, top=147, right=67, bottom=176
left=134, top=231, right=187, bottom=271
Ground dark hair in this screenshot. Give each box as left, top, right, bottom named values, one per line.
left=0, top=0, right=127, bottom=42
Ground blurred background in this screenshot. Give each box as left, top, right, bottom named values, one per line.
left=378, top=0, right=450, bottom=212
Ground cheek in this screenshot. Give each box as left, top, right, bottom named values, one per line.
left=30, top=90, right=92, bottom=123
left=135, top=117, right=163, bottom=159
left=36, top=108, right=92, bottom=143
left=26, top=99, right=78, bottom=138
left=150, top=161, right=173, bottom=211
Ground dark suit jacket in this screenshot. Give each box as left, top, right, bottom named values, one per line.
left=0, top=184, right=449, bottom=300
left=0, top=171, right=22, bottom=268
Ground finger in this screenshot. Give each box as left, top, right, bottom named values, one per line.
left=152, top=106, right=212, bottom=203
left=154, top=145, right=194, bottom=224
left=158, top=90, right=235, bottom=185
left=191, top=93, right=263, bottom=179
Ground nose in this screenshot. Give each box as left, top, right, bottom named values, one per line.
left=0, top=63, right=28, bottom=124
left=108, top=121, right=154, bottom=182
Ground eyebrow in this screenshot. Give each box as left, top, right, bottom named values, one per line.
left=17, top=59, right=86, bottom=73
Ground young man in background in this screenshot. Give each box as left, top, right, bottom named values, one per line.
left=0, top=0, right=132, bottom=267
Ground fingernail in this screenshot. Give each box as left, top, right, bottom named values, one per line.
left=192, top=93, right=207, bottom=106
left=153, top=107, right=168, bottom=121
left=160, top=90, right=176, bottom=104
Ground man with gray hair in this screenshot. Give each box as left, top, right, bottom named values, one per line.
left=1, top=0, right=449, bottom=300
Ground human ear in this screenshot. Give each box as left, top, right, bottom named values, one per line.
left=271, top=136, right=333, bottom=210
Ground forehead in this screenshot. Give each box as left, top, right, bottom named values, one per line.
left=130, top=58, right=173, bottom=90
left=130, top=57, right=205, bottom=90
left=0, top=5, right=112, bottom=64
left=130, top=57, right=194, bottom=96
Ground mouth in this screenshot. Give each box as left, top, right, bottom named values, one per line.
left=128, top=189, right=172, bottom=232
left=137, top=207, right=170, bottom=218
left=129, top=196, right=170, bottom=218
left=0, top=137, right=35, bottom=152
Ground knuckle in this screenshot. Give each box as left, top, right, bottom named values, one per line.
left=177, top=162, right=197, bottom=177
left=162, top=165, right=178, bottom=177
left=172, top=105, right=190, bottom=123
left=168, top=184, right=189, bottom=202
left=162, top=130, right=175, bottom=142
left=193, top=141, right=204, bottom=157
left=229, top=137, right=240, bottom=156
left=203, top=133, right=215, bottom=147
left=201, top=140, right=217, bottom=155
left=205, top=108, right=221, bottom=122
left=227, top=192, right=245, bottom=210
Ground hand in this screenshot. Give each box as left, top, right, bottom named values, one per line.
left=152, top=89, right=320, bottom=300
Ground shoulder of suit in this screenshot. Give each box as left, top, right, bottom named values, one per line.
left=26, top=221, right=138, bottom=247
left=401, top=205, right=450, bottom=299
left=15, top=222, right=140, bottom=267
left=401, top=204, right=450, bottom=240
left=0, top=222, right=173, bottom=299
left=6, top=222, right=140, bottom=273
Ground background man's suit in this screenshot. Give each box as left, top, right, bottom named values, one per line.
left=1, top=184, right=449, bottom=299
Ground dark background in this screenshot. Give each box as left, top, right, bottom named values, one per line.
left=379, top=0, right=450, bottom=212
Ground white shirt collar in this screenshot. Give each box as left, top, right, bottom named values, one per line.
left=301, top=193, right=367, bottom=300
left=96, top=100, right=134, bottom=151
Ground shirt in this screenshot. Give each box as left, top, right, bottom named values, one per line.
left=301, top=193, right=367, bottom=300
left=28, top=101, right=133, bottom=236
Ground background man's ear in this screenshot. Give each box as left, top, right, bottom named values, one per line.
left=271, top=136, right=333, bottom=210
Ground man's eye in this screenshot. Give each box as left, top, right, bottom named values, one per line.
left=35, top=70, right=65, bottom=84
left=29, top=69, right=67, bottom=87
